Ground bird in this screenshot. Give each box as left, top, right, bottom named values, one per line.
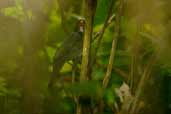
left=48, top=19, right=85, bottom=89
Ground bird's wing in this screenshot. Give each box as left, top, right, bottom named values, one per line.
left=52, top=32, right=82, bottom=75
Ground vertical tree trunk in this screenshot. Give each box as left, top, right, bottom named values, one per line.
left=80, top=0, right=97, bottom=81
left=79, top=0, right=97, bottom=114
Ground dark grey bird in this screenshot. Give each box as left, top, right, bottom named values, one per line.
left=48, top=19, right=85, bottom=89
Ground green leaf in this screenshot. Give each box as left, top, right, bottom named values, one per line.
left=92, top=67, right=105, bottom=80
left=66, top=81, right=102, bottom=97
left=104, top=88, right=116, bottom=105
left=94, top=0, right=113, bottom=25
left=0, top=77, right=7, bottom=96
left=45, top=46, right=56, bottom=63
left=122, top=18, right=138, bottom=41
left=1, top=0, right=25, bottom=21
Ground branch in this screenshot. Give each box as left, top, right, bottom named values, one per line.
left=91, top=0, right=115, bottom=67
left=93, top=14, right=115, bottom=41
left=103, top=0, right=124, bottom=88
left=96, top=62, right=128, bottom=80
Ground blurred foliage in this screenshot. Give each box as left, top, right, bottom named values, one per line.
left=0, top=0, right=171, bottom=114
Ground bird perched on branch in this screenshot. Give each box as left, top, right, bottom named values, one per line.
left=48, top=18, right=85, bottom=89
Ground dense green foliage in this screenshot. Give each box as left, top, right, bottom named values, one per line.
left=0, top=0, right=171, bottom=114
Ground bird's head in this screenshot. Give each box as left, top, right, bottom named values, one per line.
left=76, top=18, right=85, bottom=33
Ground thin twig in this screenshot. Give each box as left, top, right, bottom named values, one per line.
left=129, top=29, right=141, bottom=94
